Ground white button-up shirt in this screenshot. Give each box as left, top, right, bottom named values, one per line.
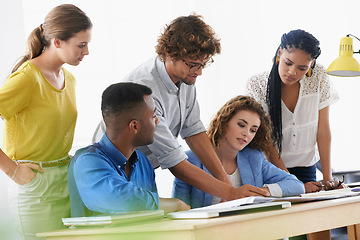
left=246, top=64, right=339, bottom=168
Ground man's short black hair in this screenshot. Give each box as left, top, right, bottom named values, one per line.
left=101, top=82, right=152, bottom=118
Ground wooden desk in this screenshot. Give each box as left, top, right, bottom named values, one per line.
left=38, top=196, right=360, bottom=240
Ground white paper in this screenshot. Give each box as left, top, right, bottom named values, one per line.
left=188, top=196, right=274, bottom=212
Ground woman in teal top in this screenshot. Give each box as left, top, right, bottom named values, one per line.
left=173, top=96, right=304, bottom=208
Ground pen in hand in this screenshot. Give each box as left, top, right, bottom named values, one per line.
left=320, top=175, right=345, bottom=190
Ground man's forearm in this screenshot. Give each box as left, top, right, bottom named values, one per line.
left=169, top=160, right=233, bottom=200
left=185, top=132, right=231, bottom=184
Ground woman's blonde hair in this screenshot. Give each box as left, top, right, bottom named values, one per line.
left=207, top=95, right=273, bottom=157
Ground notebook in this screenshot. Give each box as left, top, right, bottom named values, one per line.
left=266, top=187, right=360, bottom=203
left=299, top=187, right=360, bottom=197
left=167, top=198, right=291, bottom=219
left=62, top=210, right=164, bottom=226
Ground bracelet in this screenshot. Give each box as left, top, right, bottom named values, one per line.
left=11, top=162, right=19, bottom=180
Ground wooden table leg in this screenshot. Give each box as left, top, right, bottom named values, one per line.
left=348, top=224, right=360, bottom=240
left=307, top=230, right=331, bottom=240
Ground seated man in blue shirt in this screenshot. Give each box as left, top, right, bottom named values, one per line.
left=68, top=82, right=190, bottom=217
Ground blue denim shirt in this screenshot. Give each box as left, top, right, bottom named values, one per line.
left=68, top=134, right=160, bottom=217
left=172, top=147, right=305, bottom=209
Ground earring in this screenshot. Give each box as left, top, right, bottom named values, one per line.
left=275, top=56, right=280, bottom=65
left=306, top=68, right=312, bottom=77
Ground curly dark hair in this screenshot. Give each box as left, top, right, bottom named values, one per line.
left=155, top=14, right=221, bottom=61
left=207, top=95, right=273, bottom=157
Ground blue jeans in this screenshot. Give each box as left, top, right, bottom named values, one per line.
left=287, top=165, right=317, bottom=183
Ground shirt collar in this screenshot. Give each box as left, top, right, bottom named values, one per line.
left=99, top=133, right=138, bottom=167
left=155, top=56, right=179, bottom=94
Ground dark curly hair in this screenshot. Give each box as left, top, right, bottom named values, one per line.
left=155, top=14, right=221, bottom=61
left=207, top=95, right=273, bottom=157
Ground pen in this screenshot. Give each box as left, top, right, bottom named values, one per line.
left=320, top=175, right=345, bottom=190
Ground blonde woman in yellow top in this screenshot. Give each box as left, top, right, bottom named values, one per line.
left=0, top=4, right=92, bottom=239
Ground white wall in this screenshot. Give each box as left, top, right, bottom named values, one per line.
left=0, top=0, right=25, bottom=238
left=1, top=1, right=360, bottom=237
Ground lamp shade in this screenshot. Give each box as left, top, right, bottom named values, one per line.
left=326, top=37, right=360, bottom=77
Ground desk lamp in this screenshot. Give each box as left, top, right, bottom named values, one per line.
left=326, top=34, right=360, bottom=77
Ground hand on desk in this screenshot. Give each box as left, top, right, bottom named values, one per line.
left=229, top=184, right=271, bottom=199
left=305, top=179, right=346, bottom=193
left=323, top=179, right=346, bottom=191
left=305, top=181, right=322, bottom=193
left=159, top=198, right=190, bottom=214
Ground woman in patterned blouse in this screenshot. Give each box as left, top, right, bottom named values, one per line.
left=246, top=29, right=342, bottom=193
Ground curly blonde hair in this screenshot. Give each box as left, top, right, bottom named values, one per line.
left=207, top=95, right=273, bottom=157
left=155, top=14, right=221, bottom=61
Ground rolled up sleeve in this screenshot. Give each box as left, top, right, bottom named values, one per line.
left=147, top=107, right=188, bottom=169
left=180, top=98, right=206, bottom=138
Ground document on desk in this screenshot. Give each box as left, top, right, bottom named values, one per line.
left=271, top=187, right=360, bottom=203
left=167, top=188, right=360, bottom=219
left=167, top=197, right=291, bottom=219
left=300, top=187, right=360, bottom=197
left=62, top=210, right=164, bottom=227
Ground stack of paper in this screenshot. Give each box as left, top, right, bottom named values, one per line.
left=279, top=187, right=360, bottom=203
left=167, top=197, right=291, bottom=219
left=300, top=187, right=359, bottom=197
left=167, top=187, right=360, bottom=220
left=62, top=210, right=164, bottom=227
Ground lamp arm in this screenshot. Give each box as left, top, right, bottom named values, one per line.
left=347, top=34, right=360, bottom=54
left=347, top=34, right=360, bottom=42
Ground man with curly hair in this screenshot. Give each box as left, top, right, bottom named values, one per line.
left=93, top=14, right=269, bottom=201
